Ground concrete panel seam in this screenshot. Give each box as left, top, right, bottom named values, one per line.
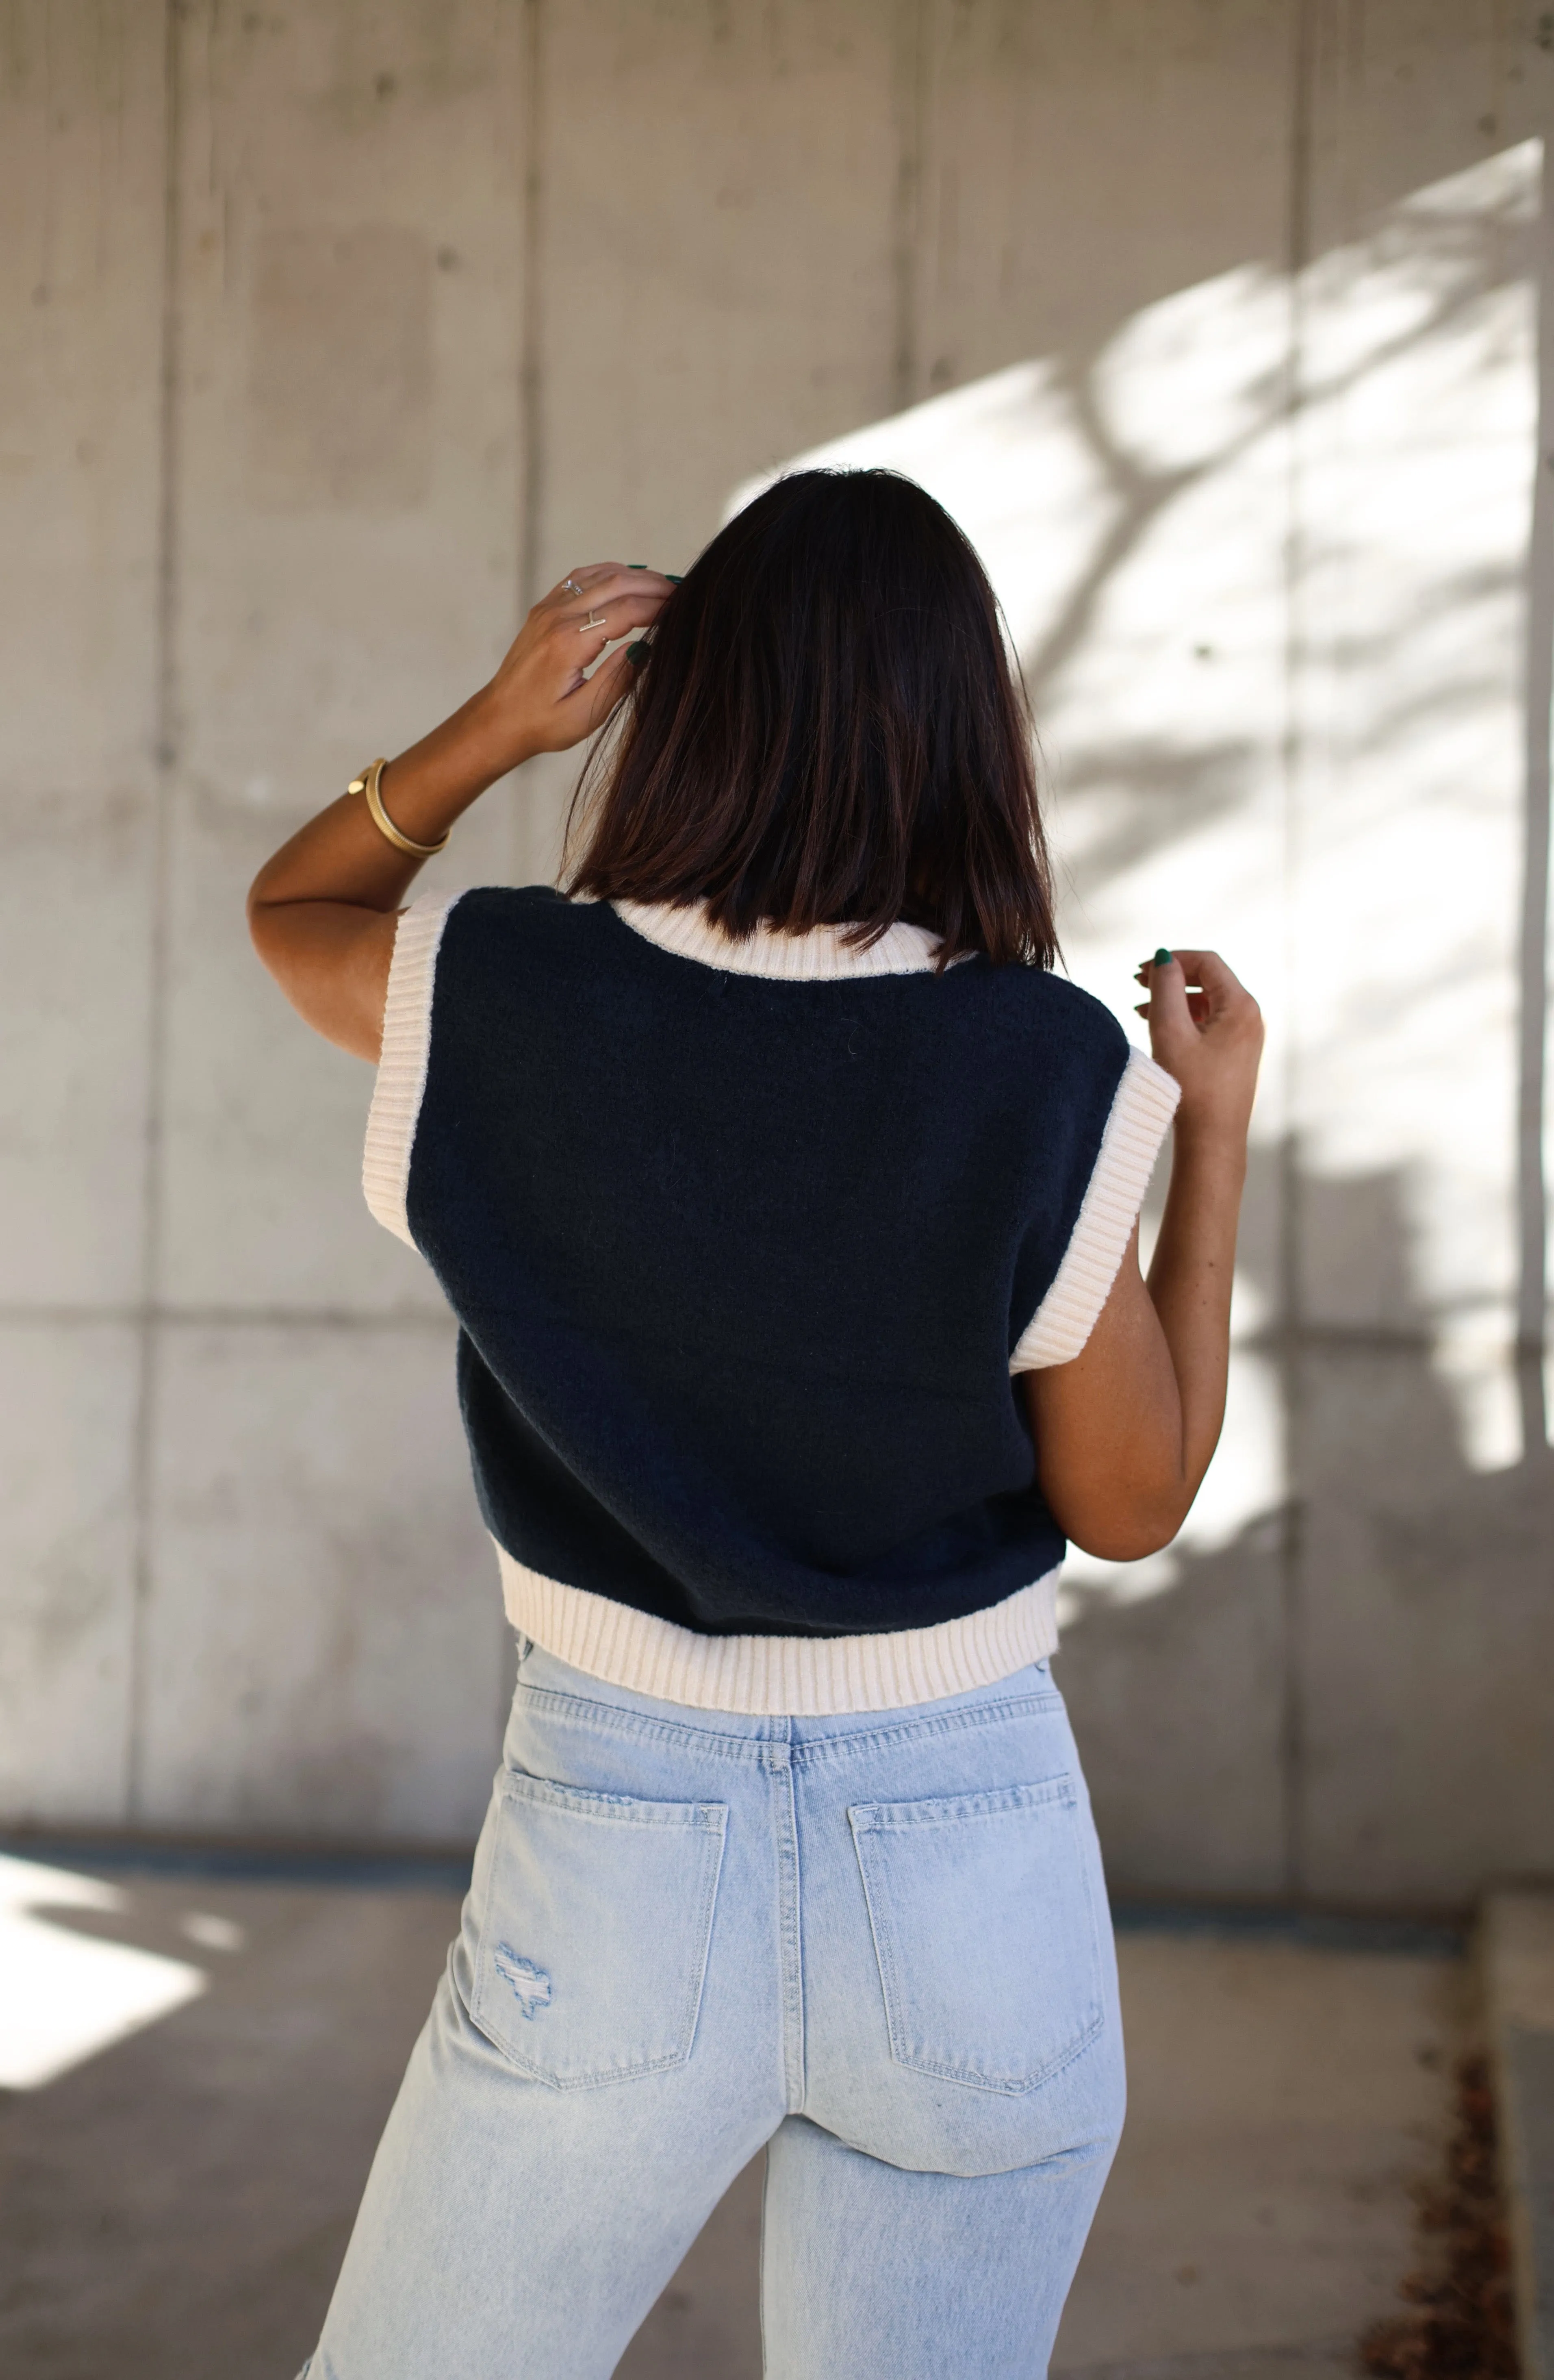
left=891, top=0, right=929, bottom=413
left=126, top=0, right=185, bottom=1827
left=1517, top=134, right=1553, bottom=1452
left=519, top=0, right=546, bottom=615
left=1278, top=0, right=1319, bottom=1908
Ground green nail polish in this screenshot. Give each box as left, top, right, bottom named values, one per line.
left=666, top=574, right=684, bottom=584
left=627, top=641, right=649, bottom=663
left=628, top=562, right=647, bottom=569
left=1153, top=948, right=1173, bottom=966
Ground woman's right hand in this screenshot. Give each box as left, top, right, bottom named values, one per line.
left=1136, top=948, right=1263, bottom=1141
left=247, top=562, right=677, bottom=1064
left=472, top=563, right=676, bottom=772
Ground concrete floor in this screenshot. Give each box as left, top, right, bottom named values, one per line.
left=0, top=1850, right=1463, bottom=2378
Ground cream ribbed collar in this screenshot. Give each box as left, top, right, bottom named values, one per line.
left=611, top=899, right=946, bottom=980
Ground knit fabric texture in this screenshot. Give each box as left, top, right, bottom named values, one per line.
left=363, top=887, right=1178, bottom=1706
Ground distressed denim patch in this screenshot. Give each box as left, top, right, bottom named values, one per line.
left=493, top=1945, right=552, bottom=2017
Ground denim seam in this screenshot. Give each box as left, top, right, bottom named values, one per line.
left=859, top=1777, right=1077, bottom=1828
left=771, top=1754, right=805, bottom=2110
left=790, top=1694, right=1065, bottom=1768
left=498, top=1771, right=729, bottom=1830
left=510, top=1680, right=1062, bottom=1765
left=848, top=1789, right=1107, bottom=2098
left=676, top=1803, right=728, bottom=2077
left=512, top=1685, right=779, bottom=1761
left=885, top=2006, right=1107, bottom=2099
left=470, top=1789, right=729, bottom=2091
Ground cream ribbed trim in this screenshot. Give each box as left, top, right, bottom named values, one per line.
left=362, top=891, right=460, bottom=1247
left=497, top=1543, right=1061, bottom=1715
left=1010, top=1045, right=1181, bottom=1371
left=613, top=899, right=948, bottom=979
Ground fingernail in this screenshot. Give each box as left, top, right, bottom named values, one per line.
left=1153, top=948, right=1173, bottom=967
left=666, top=574, right=684, bottom=584
left=628, top=562, right=647, bottom=569
left=627, top=641, right=649, bottom=663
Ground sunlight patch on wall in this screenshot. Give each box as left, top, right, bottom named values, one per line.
left=1295, top=141, right=1538, bottom=1474
left=729, top=143, right=1541, bottom=1557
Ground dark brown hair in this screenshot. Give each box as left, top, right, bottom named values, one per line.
left=566, top=469, right=1057, bottom=967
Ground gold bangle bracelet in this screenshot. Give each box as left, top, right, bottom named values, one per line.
left=346, top=758, right=451, bottom=858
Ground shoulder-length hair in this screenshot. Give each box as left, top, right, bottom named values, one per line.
left=566, top=468, right=1057, bottom=968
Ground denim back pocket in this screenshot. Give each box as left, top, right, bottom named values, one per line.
left=849, top=1776, right=1102, bottom=2095
left=471, top=1771, right=727, bottom=2089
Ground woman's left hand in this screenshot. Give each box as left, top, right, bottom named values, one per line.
left=1133, top=948, right=1263, bottom=1142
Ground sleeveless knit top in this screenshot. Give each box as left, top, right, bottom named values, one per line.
left=363, top=887, right=1178, bottom=1715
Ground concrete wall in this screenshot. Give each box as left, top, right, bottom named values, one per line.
left=2, top=0, right=1550, bottom=1906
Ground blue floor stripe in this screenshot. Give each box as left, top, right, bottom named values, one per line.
left=0, top=1834, right=474, bottom=1893
left=0, top=1834, right=1465, bottom=1949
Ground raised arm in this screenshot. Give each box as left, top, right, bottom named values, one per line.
left=1025, top=949, right=1264, bottom=1561
left=247, top=565, right=673, bottom=1060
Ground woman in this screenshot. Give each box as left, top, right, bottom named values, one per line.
left=250, top=469, right=1262, bottom=2380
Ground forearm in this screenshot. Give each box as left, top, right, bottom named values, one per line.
left=249, top=561, right=670, bottom=930
left=1144, top=1119, right=1246, bottom=1494
left=247, top=690, right=516, bottom=922
left=1030, top=949, right=1262, bottom=1563
left=245, top=562, right=671, bottom=1063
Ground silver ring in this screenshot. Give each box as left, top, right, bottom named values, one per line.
left=562, top=576, right=581, bottom=596
left=579, top=609, right=608, bottom=632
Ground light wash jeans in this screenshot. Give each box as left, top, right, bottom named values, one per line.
left=301, top=1640, right=1126, bottom=2379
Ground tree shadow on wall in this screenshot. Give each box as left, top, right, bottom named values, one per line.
left=1054, top=1149, right=1554, bottom=1917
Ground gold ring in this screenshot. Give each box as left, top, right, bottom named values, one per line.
left=579, top=610, right=608, bottom=632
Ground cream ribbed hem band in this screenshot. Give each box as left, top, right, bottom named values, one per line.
left=1010, top=1046, right=1180, bottom=1370
left=362, top=891, right=460, bottom=1245
left=496, top=1543, right=1062, bottom=1716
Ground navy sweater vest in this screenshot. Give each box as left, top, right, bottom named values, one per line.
left=364, top=889, right=1178, bottom=1713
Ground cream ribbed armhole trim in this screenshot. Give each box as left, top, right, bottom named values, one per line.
left=1010, top=1045, right=1180, bottom=1371
left=497, top=1545, right=1061, bottom=1715
left=362, top=891, right=460, bottom=1247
